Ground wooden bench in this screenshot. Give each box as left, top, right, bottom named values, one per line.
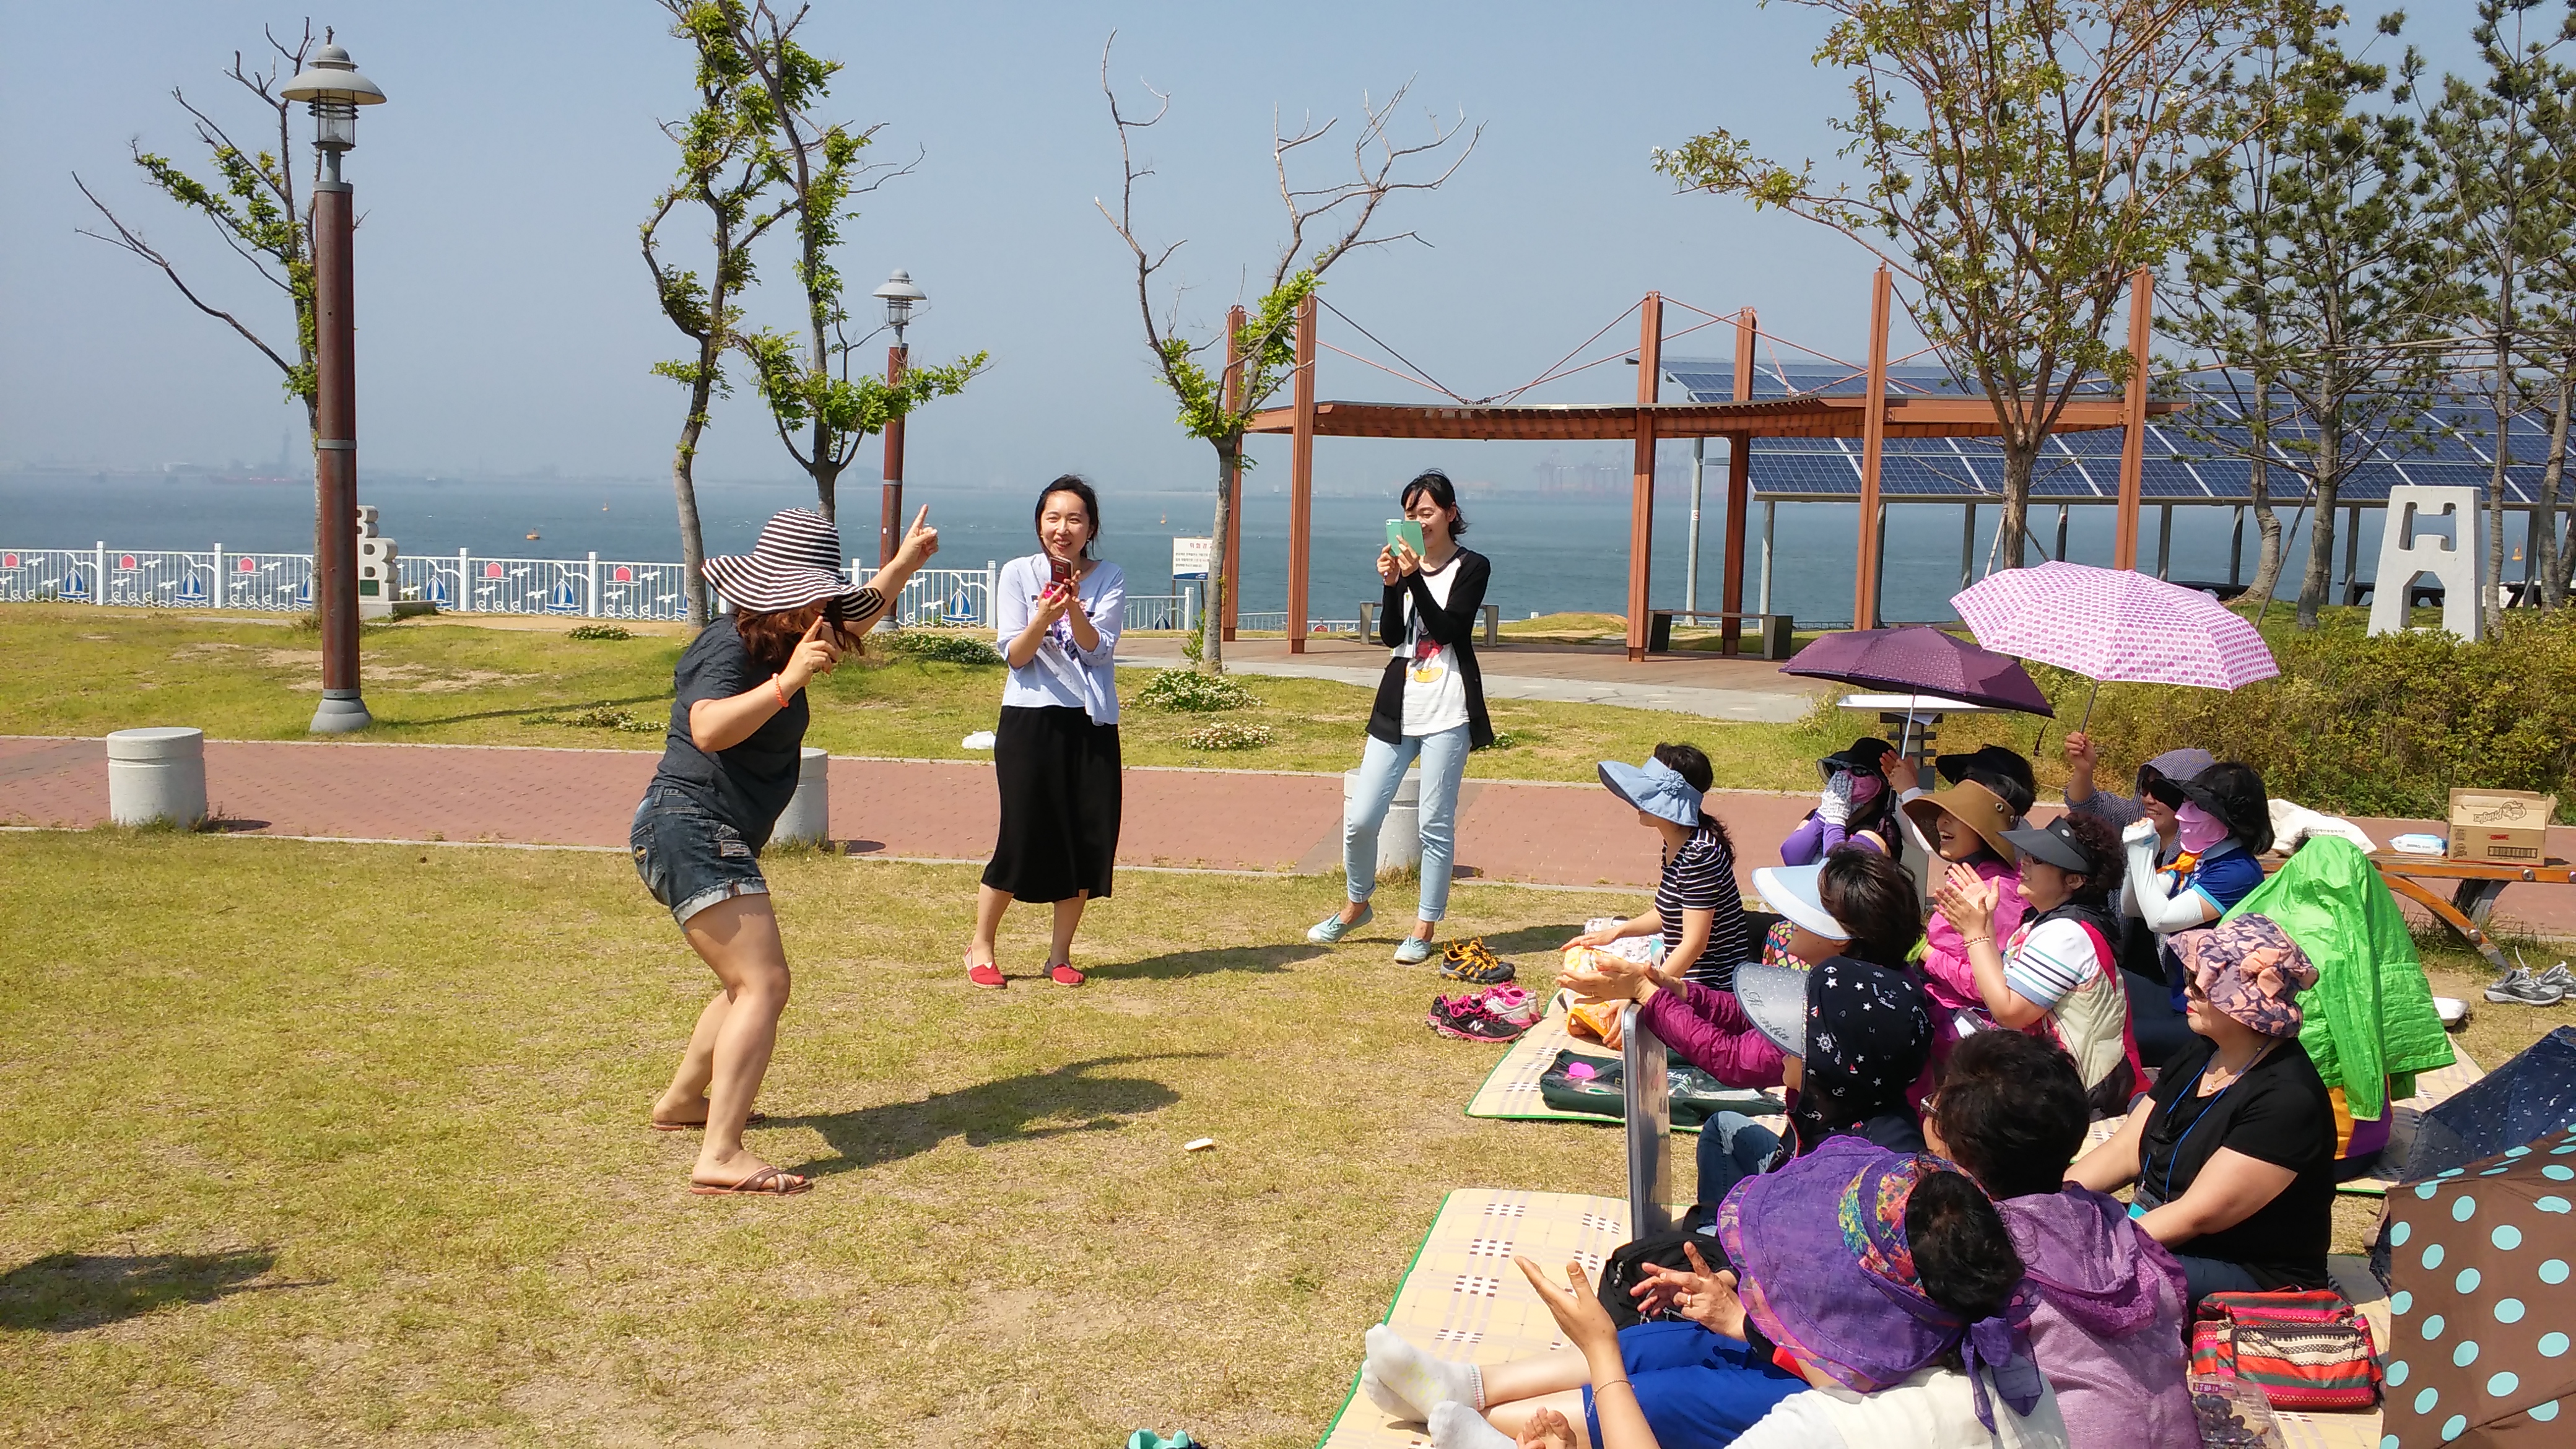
left=1355, top=600, right=1500, bottom=645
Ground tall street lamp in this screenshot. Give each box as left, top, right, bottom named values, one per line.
left=872, top=268, right=925, bottom=567
left=281, top=34, right=386, bottom=733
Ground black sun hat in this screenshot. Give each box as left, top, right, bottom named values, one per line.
left=702, top=508, right=871, bottom=614
left=2153, top=762, right=2275, bottom=854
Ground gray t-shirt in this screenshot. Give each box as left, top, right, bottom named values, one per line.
left=648, top=618, right=807, bottom=849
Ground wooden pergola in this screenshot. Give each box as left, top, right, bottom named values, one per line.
left=1237, top=268, right=2182, bottom=659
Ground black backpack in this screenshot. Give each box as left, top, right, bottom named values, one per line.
left=1594, top=1202, right=1731, bottom=1329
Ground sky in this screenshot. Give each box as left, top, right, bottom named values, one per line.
left=0, top=1, right=2492, bottom=501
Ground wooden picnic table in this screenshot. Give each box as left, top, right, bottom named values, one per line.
left=2362, top=853, right=2576, bottom=970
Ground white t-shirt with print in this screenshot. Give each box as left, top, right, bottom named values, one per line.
left=1396, top=555, right=1470, bottom=736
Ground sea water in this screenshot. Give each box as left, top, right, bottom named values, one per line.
left=0, top=468, right=2346, bottom=627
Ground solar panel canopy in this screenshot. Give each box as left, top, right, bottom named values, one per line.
left=1663, top=359, right=2561, bottom=506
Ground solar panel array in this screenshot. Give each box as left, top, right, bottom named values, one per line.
left=1661, top=360, right=2558, bottom=507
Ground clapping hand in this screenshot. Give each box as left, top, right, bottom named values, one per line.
left=781, top=616, right=845, bottom=692
left=1934, top=862, right=1999, bottom=937
left=1559, top=947, right=1650, bottom=1001
left=1515, top=1256, right=1621, bottom=1359
left=1632, top=1243, right=1749, bottom=1339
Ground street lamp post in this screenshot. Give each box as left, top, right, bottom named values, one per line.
left=282, top=35, right=386, bottom=733
left=871, top=268, right=925, bottom=568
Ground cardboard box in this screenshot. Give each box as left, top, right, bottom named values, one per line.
left=2447, top=789, right=2558, bottom=864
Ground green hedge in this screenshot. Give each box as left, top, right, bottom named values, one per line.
left=1943, top=611, right=2576, bottom=824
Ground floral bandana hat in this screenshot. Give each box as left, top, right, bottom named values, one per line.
left=1716, top=1135, right=2044, bottom=1429
left=2172, top=913, right=2319, bottom=1038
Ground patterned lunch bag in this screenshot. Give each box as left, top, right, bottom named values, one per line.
left=2187, top=1287, right=2383, bottom=1411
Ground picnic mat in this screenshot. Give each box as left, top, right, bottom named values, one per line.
left=2337, top=1045, right=2485, bottom=1197
left=1318, top=1194, right=2395, bottom=1449
left=1462, top=992, right=1785, bottom=1133
left=1318, top=1188, right=1637, bottom=1449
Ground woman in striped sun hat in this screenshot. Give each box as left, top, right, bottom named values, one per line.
left=632, top=504, right=938, bottom=1196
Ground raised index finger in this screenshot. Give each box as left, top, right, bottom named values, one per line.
left=910, top=504, right=931, bottom=533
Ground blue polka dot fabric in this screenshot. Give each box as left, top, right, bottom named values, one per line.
left=2380, top=1121, right=2576, bottom=1445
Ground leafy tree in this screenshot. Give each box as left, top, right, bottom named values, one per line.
left=721, top=2, right=985, bottom=525
left=2164, top=7, right=2453, bottom=627
left=1653, top=0, right=2287, bottom=570
left=2517, top=44, right=2576, bottom=607
left=643, top=0, right=793, bottom=630
left=1096, top=35, right=1476, bottom=672
left=74, top=24, right=324, bottom=434
left=2423, top=0, right=2576, bottom=625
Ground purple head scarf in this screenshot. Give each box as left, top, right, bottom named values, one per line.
left=1716, top=1134, right=2044, bottom=1430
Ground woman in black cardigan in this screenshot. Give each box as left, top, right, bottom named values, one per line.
left=1308, top=469, right=1494, bottom=964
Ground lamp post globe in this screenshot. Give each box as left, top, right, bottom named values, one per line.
left=281, top=32, right=388, bottom=733
left=873, top=269, right=927, bottom=567
left=872, top=268, right=926, bottom=343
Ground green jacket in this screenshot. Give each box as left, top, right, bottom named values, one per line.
left=2223, top=837, right=2453, bottom=1120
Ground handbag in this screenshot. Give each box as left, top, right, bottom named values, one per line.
left=2187, top=1288, right=2382, bottom=1411
left=1535, top=1049, right=1782, bottom=1129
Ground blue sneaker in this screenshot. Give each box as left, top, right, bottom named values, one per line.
left=1393, top=935, right=1435, bottom=965
left=1308, top=903, right=1373, bottom=944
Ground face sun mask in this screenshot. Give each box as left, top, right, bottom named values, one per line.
left=2175, top=800, right=2228, bottom=854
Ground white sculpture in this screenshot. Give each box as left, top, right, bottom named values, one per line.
left=2367, top=485, right=2485, bottom=641
left=355, top=504, right=402, bottom=619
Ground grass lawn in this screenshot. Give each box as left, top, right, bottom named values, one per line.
left=0, top=832, right=1658, bottom=1446
left=5, top=835, right=2569, bottom=1444
left=0, top=604, right=1842, bottom=789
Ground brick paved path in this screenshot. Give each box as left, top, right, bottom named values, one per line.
left=6, top=736, right=2572, bottom=938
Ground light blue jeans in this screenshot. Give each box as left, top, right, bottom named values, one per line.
left=1344, top=724, right=1471, bottom=923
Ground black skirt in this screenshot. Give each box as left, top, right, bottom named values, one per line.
left=983, top=705, right=1121, bottom=902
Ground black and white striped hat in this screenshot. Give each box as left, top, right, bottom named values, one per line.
left=702, top=508, right=866, bottom=613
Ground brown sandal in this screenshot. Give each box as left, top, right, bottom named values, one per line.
left=689, top=1165, right=811, bottom=1196
left=651, top=1110, right=768, bottom=1132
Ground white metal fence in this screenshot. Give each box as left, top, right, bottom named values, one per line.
left=4, top=544, right=1229, bottom=632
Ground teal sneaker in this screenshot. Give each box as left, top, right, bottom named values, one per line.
left=1393, top=934, right=1436, bottom=965
left=1307, top=903, right=1373, bottom=944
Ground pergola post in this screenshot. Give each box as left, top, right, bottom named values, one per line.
left=1626, top=293, right=1664, bottom=661
left=1287, top=293, right=1318, bottom=653
left=1222, top=303, right=1246, bottom=642
left=2112, top=267, right=2153, bottom=570
left=1854, top=267, right=1891, bottom=630
left=1720, top=307, right=1755, bottom=655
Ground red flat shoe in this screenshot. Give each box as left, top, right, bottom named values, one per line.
left=1048, top=960, right=1086, bottom=986
left=967, top=953, right=1006, bottom=990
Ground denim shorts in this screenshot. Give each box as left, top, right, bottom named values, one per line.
left=631, top=786, right=768, bottom=926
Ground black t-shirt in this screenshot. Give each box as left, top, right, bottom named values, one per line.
left=648, top=618, right=808, bottom=849
left=2140, top=1034, right=2335, bottom=1289
left=1657, top=824, right=1749, bottom=989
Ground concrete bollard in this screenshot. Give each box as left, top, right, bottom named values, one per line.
left=107, top=727, right=209, bottom=828
left=1344, top=767, right=1422, bottom=873
left=772, top=747, right=830, bottom=846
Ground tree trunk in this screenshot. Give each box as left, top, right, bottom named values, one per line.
left=1998, top=436, right=2036, bottom=569
left=1199, top=435, right=1235, bottom=674
left=671, top=379, right=713, bottom=630
left=2245, top=375, right=2284, bottom=606
left=2487, top=336, right=2514, bottom=632
left=811, top=460, right=840, bottom=526
left=2534, top=368, right=2570, bottom=610
left=2297, top=429, right=2343, bottom=630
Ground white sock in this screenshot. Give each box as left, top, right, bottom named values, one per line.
left=1364, top=1325, right=1483, bottom=1417
left=1428, top=1401, right=1516, bottom=1449
left=1361, top=1367, right=1414, bottom=1421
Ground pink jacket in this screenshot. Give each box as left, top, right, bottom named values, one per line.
left=1638, top=979, right=1787, bottom=1090
left=1920, top=855, right=2026, bottom=1050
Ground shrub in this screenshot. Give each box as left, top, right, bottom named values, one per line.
left=1186, top=718, right=1274, bottom=751
left=880, top=629, right=1004, bottom=666
left=1136, top=669, right=1257, bottom=713
left=1936, top=609, right=2576, bottom=822
left=567, top=623, right=634, bottom=641
left=526, top=704, right=663, bottom=734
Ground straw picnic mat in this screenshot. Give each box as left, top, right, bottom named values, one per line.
left=1316, top=1193, right=2395, bottom=1449
left=1462, top=992, right=1786, bottom=1134
left=2336, top=1045, right=2485, bottom=1197
left=1318, top=1188, right=1638, bottom=1448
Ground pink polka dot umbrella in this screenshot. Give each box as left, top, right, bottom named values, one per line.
left=1949, top=561, right=2279, bottom=729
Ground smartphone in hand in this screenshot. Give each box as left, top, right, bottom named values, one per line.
left=1386, top=518, right=1425, bottom=557
left=1049, top=557, right=1074, bottom=589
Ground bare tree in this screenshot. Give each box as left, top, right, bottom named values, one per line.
left=1097, top=33, right=1477, bottom=672
left=74, top=24, right=324, bottom=435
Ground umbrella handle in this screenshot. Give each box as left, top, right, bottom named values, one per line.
left=2035, top=679, right=2102, bottom=764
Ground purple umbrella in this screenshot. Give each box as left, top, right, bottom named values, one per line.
left=1782, top=626, right=2056, bottom=716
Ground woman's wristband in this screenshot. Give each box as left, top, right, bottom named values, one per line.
left=771, top=673, right=791, bottom=710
